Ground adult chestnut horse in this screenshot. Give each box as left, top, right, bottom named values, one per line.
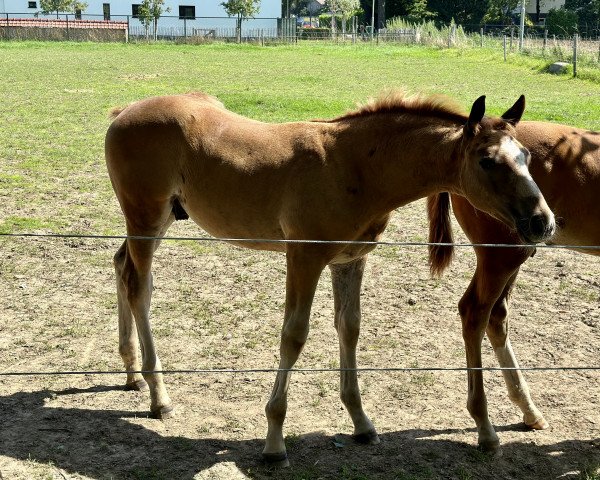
left=105, top=91, right=555, bottom=465
left=428, top=121, right=600, bottom=453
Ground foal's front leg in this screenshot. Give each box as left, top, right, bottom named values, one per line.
left=263, top=248, right=326, bottom=466
left=486, top=271, right=548, bottom=430
left=459, top=264, right=505, bottom=453
left=330, top=257, right=379, bottom=444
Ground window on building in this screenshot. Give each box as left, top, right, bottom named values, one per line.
left=75, top=8, right=82, bottom=19
left=103, top=3, right=111, bottom=20
left=179, top=5, right=196, bottom=19
left=132, top=4, right=141, bottom=18
left=28, top=1, right=37, bottom=8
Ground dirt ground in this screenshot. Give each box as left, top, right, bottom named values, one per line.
left=0, top=200, right=599, bottom=480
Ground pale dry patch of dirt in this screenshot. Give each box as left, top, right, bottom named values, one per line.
left=0, top=200, right=599, bottom=479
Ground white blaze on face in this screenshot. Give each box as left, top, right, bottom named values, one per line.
left=498, top=136, right=538, bottom=195
left=500, top=136, right=528, bottom=170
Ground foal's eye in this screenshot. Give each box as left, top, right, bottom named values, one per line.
left=479, top=157, right=496, bottom=170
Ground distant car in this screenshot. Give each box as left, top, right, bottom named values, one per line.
left=296, top=17, right=319, bottom=28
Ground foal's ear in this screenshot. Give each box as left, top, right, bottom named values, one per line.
left=465, top=95, right=486, bottom=136
left=501, top=94, right=526, bottom=126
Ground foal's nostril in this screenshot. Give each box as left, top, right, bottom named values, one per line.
left=530, top=214, right=548, bottom=239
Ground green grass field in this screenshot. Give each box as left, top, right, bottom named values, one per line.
left=1, top=40, right=600, bottom=237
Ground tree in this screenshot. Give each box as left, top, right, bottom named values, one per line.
left=382, top=0, right=411, bottom=22
left=546, top=7, right=578, bottom=35
left=137, top=0, right=171, bottom=40
left=427, top=0, right=488, bottom=28
left=482, top=0, right=520, bottom=25
left=39, top=0, right=88, bottom=19
left=326, top=0, right=360, bottom=31
left=565, top=0, right=600, bottom=34
left=222, top=0, right=261, bottom=39
left=221, top=0, right=261, bottom=20
left=406, top=0, right=436, bottom=23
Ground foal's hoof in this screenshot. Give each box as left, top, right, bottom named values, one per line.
left=478, top=439, right=502, bottom=456
left=525, top=417, right=549, bottom=430
left=150, top=404, right=175, bottom=420
left=352, top=430, right=381, bottom=445
left=262, top=452, right=289, bottom=468
left=124, top=379, right=149, bottom=392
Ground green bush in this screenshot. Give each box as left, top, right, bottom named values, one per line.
left=318, top=12, right=363, bottom=30
left=298, top=27, right=331, bottom=38
left=546, top=8, right=578, bottom=36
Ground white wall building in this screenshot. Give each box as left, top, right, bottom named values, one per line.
left=1, top=0, right=282, bottom=35
left=526, top=0, right=566, bottom=21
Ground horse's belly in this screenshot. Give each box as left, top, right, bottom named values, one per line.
left=183, top=199, right=286, bottom=253
left=329, top=244, right=378, bottom=264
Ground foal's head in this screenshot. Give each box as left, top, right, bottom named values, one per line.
left=458, top=95, right=555, bottom=243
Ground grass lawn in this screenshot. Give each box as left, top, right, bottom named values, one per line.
left=1, top=40, right=600, bottom=235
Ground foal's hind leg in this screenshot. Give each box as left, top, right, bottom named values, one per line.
left=114, top=241, right=146, bottom=392
left=263, top=247, right=326, bottom=466
left=115, top=209, right=174, bottom=419
left=115, top=217, right=174, bottom=394
left=330, top=257, right=379, bottom=445
left=459, top=246, right=533, bottom=452
left=486, top=271, right=548, bottom=430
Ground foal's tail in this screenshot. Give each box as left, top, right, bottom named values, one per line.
left=427, top=192, right=454, bottom=277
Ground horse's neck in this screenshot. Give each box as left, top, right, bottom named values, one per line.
left=333, top=116, right=463, bottom=211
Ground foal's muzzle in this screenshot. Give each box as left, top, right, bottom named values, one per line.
left=516, top=213, right=556, bottom=244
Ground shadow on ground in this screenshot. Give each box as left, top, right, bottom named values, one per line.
left=0, top=385, right=598, bottom=479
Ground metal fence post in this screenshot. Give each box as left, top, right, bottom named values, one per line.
left=573, top=34, right=578, bottom=77
left=184, top=18, right=187, bottom=41
left=480, top=27, right=483, bottom=47
left=543, top=29, right=547, bottom=55
left=126, top=15, right=130, bottom=43
left=5, top=13, right=10, bottom=40
left=503, top=35, right=507, bottom=61
left=66, top=14, right=69, bottom=41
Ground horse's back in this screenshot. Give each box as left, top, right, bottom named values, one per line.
left=104, top=93, right=335, bottom=246
left=516, top=121, right=600, bottom=251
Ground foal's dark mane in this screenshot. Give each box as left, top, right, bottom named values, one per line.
left=320, top=91, right=470, bottom=124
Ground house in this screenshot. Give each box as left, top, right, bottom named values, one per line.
left=526, top=0, right=566, bottom=23
left=0, top=0, right=282, bottom=34
left=306, top=0, right=325, bottom=17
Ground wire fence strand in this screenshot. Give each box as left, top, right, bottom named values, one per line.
left=1, top=366, right=600, bottom=377
left=2, top=230, right=599, bottom=378
left=2, top=231, right=600, bottom=250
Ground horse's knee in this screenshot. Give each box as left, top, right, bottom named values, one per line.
left=281, top=329, right=307, bottom=354
left=490, top=296, right=509, bottom=323
left=281, top=315, right=309, bottom=353
left=487, top=301, right=510, bottom=347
